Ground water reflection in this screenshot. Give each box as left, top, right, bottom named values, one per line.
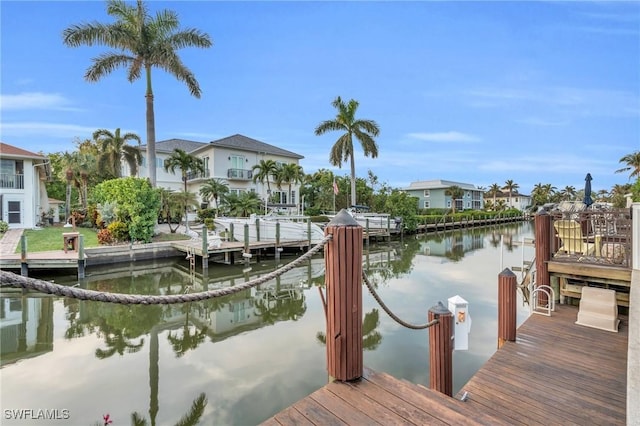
left=0, top=222, right=533, bottom=425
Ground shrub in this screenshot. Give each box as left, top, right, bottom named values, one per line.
left=107, top=221, right=129, bottom=242
left=204, top=218, right=216, bottom=231
left=97, top=229, right=114, bottom=245
left=197, top=208, right=217, bottom=222
left=0, top=221, right=8, bottom=233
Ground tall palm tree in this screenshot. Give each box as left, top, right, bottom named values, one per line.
left=560, top=185, right=576, bottom=201
left=224, top=192, right=262, bottom=217
left=487, top=183, right=501, bottom=210
left=252, top=159, right=278, bottom=195
left=199, top=178, right=229, bottom=213
left=615, top=151, right=640, bottom=180
left=315, top=96, right=380, bottom=206
left=503, top=180, right=519, bottom=208
left=164, top=149, right=204, bottom=230
left=63, top=0, right=213, bottom=187
left=445, top=185, right=464, bottom=213
left=278, top=163, right=305, bottom=206
left=93, top=128, right=142, bottom=178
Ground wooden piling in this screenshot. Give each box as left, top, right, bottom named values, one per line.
left=428, top=302, right=453, bottom=396
left=275, top=222, right=281, bottom=262
left=20, top=235, right=28, bottom=277
left=77, top=235, right=85, bottom=279
left=202, top=231, right=209, bottom=271
left=498, top=268, right=517, bottom=349
left=324, top=209, right=363, bottom=381
left=534, top=211, right=551, bottom=305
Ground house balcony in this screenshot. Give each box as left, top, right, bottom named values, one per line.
left=0, top=174, right=25, bottom=189
left=186, top=170, right=210, bottom=181
left=227, top=168, right=253, bottom=180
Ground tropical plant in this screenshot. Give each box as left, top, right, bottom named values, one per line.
left=315, top=96, right=380, bottom=206
left=199, top=178, right=229, bottom=213
left=63, top=0, right=212, bottom=187
left=486, top=183, right=501, bottom=210
left=503, top=180, right=519, bottom=208
left=93, top=128, right=142, bottom=178
left=223, top=191, right=262, bottom=217
left=157, top=188, right=182, bottom=233
left=252, top=159, right=278, bottom=206
left=615, top=151, right=640, bottom=180
left=560, top=185, right=576, bottom=201
left=276, top=163, right=305, bottom=206
left=164, top=149, right=204, bottom=229
left=93, top=177, right=160, bottom=242
left=445, top=185, right=464, bottom=214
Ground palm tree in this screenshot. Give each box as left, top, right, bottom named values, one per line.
left=63, top=0, right=213, bottom=188
left=445, top=185, right=464, bottom=213
left=278, top=163, right=305, bottom=206
left=315, top=96, right=380, bottom=206
left=487, top=183, right=501, bottom=210
left=157, top=188, right=182, bottom=233
left=224, top=192, right=262, bottom=217
left=503, top=180, right=519, bottom=208
left=615, top=151, right=640, bottom=180
left=93, top=128, right=142, bottom=178
left=199, top=178, right=229, bottom=214
left=560, top=185, right=576, bottom=201
left=252, top=159, right=278, bottom=198
left=164, top=149, right=204, bottom=230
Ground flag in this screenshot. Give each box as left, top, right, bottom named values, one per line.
left=333, top=180, right=339, bottom=195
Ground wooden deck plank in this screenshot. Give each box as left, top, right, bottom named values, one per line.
left=308, top=387, right=382, bottom=425
left=263, top=304, right=627, bottom=426
left=290, top=397, right=347, bottom=426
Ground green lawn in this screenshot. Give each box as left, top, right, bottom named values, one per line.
left=14, top=226, right=190, bottom=253
left=16, top=227, right=99, bottom=253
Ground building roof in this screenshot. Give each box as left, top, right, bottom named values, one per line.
left=494, top=191, right=531, bottom=198
left=0, top=142, right=47, bottom=159
left=208, top=134, right=304, bottom=159
left=141, top=138, right=207, bottom=154
left=405, top=179, right=478, bottom=191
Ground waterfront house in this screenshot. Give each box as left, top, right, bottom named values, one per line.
left=0, top=143, right=51, bottom=229
left=136, top=134, right=305, bottom=210
left=492, top=190, right=532, bottom=211
left=404, top=179, right=483, bottom=211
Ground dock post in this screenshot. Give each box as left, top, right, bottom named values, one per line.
left=255, top=218, right=260, bottom=241
left=275, top=222, right=281, bottom=262
left=20, top=235, right=28, bottom=277
left=244, top=224, right=250, bottom=266
left=325, top=209, right=363, bottom=381
left=534, top=211, right=551, bottom=305
left=307, top=219, right=312, bottom=249
left=202, top=231, right=209, bottom=271
left=428, top=302, right=453, bottom=396
left=498, top=268, right=517, bottom=348
left=77, top=234, right=85, bottom=279
left=229, top=223, right=235, bottom=242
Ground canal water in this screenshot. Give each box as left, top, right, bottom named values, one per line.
left=1, top=222, right=534, bottom=425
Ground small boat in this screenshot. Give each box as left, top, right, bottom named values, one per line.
left=331, top=206, right=402, bottom=231
left=214, top=214, right=325, bottom=245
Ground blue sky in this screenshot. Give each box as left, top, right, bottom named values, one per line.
left=1, top=1, right=639, bottom=195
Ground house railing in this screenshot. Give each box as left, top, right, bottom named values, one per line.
left=186, top=170, right=210, bottom=181
left=0, top=174, right=25, bottom=189
left=227, top=168, right=253, bottom=180
left=549, top=207, right=632, bottom=269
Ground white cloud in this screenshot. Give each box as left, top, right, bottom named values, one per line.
left=1, top=122, right=98, bottom=138
left=407, top=131, right=481, bottom=143
left=0, top=92, right=80, bottom=111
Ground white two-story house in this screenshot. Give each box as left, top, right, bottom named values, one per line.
left=137, top=134, right=304, bottom=209
left=0, top=143, right=51, bottom=229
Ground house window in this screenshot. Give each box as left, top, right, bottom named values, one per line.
left=230, top=155, right=245, bottom=171
left=515, top=197, right=519, bottom=202
left=291, top=191, right=296, bottom=204
left=423, top=190, right=430, bottom=197
left=202, top=156, right=209, bottom=173
left=466, top=201, right=471, bottom=208
left=423, top=200, right=430, bottom=208
left=466, top=191, right=470, bottom=198
left=156, top=158, right=163, bottom=168
left=7, top=200, right=21, bottom=224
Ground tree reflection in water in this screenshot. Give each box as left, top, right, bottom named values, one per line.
left=166, top=303, right=209, bottom=358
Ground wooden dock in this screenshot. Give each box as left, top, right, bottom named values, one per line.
left=261, top=304, right=628, bottom=425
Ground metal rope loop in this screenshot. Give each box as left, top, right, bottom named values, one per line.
left=362, top=272, right=438, bottom=330
left=0, top=235, right=332, bottom=305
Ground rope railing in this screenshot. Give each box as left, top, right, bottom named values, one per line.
left=362, top=272, right=439, bottom=330
left=0, top=235, right=332, bottom=305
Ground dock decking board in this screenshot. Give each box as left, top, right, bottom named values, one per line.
left=263, top=305, right=627, bottom=426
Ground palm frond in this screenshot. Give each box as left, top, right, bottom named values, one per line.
left=85, top=52, right=134, bottom=82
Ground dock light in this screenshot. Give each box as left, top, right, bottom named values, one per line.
left=242, top=252, right=252, bottom=258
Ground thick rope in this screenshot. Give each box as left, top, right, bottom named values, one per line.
left=0, top=235, right=332, bottom=305
left=362, top=272, right=438, bottom=330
